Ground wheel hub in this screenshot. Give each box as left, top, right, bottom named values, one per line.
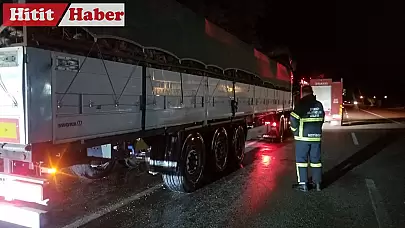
left=235, top=130, right=245, bottom=160
left=186, top=149, right=199, bottom=175
left=214, top=135, right=227, bottom=169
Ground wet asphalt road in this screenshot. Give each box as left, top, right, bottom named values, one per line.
left=2, top=106, right=405, bottom=228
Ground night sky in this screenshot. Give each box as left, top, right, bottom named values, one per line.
left=178, top=0, right=404, bottom=103
left=1, top=0, right=403, bottom=101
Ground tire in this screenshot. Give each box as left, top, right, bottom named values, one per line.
left=70, top=160, right=116, bottom=179
left=211, top=127, right=229, bottom=172
left=162, top=132, right=206, bottom=193
left=231, top=126, right=245, bottom=166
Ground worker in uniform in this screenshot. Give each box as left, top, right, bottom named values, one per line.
left=290, top=85, right=325, bottom=192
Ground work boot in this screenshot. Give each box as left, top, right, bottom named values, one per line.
left=309, top=182, right=322, bottom=191
left=315, top=183, right=321, bottom=191
left=292, top=183, right=308, bottom=192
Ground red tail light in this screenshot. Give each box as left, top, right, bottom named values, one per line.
left=265, top=121, right=277, bottom=127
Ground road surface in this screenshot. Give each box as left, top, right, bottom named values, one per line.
left=1, top=106, right=405, bottom=228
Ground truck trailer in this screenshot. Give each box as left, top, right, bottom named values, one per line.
left=307, top=78, right=343, bottom=125
left=0, top=0, right=293, bottom=226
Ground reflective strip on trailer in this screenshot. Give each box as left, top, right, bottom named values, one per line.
left=0, top=202, right=46, bottom=228
left=149, top=160, right=178, bottom=168
left=0, top=174, right=48, bottom=206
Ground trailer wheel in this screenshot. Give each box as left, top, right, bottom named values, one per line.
left=231, top=126, right=245, bottom=166
left=162, top=133, right=206, bottom=193
left=212, top=127, right=229, bottom=172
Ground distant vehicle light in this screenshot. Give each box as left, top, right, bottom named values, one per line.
left=271, top=122, right=277, bottom=127
left=330, top=120, right=339, bottom=126
left=265, top=121, right=271, bottom=125
left=353, top=101, right=358, bottom=105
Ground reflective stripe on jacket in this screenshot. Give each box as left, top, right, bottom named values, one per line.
left=290, top=94, right=325, bottom=142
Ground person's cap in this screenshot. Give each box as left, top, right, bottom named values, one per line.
left=302, top=85, right=313, bottom=94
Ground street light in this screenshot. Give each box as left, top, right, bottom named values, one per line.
left=360, top=95, right=364, bottom=99
left=373, top=96, right=376, bottom=99
left=384, top=96, right=387, bottom=99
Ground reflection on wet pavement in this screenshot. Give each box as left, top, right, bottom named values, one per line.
left=44, top=163, right=161, bottom=228
left=234, top=145, right=283, bottom=218
left=4, top=120, right=405, bottom=228
left=82, top=128, right=405, bottom=228
left=83, top=142, right=292, bottom=228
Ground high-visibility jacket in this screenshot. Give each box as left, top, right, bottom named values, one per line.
left=290, top=94, right=325, bottom=142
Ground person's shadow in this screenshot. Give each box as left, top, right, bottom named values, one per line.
left=321, top=131, right=401, bottom=188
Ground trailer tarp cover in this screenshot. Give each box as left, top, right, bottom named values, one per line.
left=25, top=0, right=291, bottom=87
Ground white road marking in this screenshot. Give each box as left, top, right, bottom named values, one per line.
left=351, top=132, right=359, bottom=145
left=365, top=179, right=392, bottom=228
left=245, top=141, right=257, bottom=148
left=63, top=140, right=262, bottom=228
left=360, top=109, right=403, bottom=124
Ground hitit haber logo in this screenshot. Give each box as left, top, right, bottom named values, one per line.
left=2, top=3, right=125, bottom=27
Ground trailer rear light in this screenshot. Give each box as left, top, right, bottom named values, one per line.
left=40, top=167, right=57, bottom=175
left=265, top=122, right=277, bottom=127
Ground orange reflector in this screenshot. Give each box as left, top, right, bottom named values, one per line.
left=0, top=118, right=19, bottom=143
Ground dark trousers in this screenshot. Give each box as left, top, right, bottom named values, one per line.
left=295, top=141, right=322, bottom=184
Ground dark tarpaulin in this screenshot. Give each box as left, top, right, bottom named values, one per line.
left=25, top=0, right=291, bottom=88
